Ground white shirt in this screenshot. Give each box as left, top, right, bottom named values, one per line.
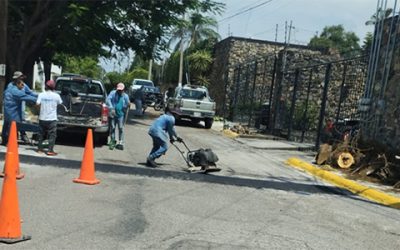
left=37, top=91, right=62, bottom=121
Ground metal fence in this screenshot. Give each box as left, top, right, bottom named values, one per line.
left=225, top=54, right=368, bottom=148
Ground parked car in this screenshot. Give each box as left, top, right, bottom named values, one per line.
left=55, top=74, right=109, bottom=145
left=168, top=85, right=216, bottom=129
left=129, top=79, right=154, bottom=101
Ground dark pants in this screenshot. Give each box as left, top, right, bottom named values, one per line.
left=38, top=120, right=58, bottom=152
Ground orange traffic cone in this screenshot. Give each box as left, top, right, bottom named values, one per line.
left=73, top=129, right=100, bottom=185
left=0, top=121, right=25, bottom=179
left=0, top=151, right=31, bottom=243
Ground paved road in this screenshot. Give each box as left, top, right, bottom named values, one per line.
left=1, top=108, right=400, bottom=249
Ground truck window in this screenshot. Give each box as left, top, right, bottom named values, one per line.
left=134, top=80, right=154, bottom=87
left=56, top=80, right=103, bottom=95
left=180, top=89, right=206, bottom=100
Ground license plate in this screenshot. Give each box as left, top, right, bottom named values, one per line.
left=194, top=112, right=201, bottom=117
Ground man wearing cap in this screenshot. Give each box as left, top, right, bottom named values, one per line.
left=6, top=71, right=38, bottom=143
left=106, top=82, right=130, bottom=150
left=1, top=79, right=37, bottom=145
left=36, top=80, right=62, bottom=156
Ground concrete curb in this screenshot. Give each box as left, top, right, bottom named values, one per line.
left=286, top=157, right=400, bottom=209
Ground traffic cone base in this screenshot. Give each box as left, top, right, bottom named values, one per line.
left=73, top=178, right=100, bottom=185
left=74, top=129, right=100, bottom=185
left=0, top=235, right=31, bottom=244
left=0, top=172, right=25, bottom=179
left=0, top=150, right=29, bottom=244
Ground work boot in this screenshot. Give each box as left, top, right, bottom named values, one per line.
left=21, top=134, right=30, bottom=144
left=108, top=139, right=116, bottom=150
left=146, top=156, right=158, bottom=168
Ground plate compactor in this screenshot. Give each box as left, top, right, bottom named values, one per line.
left=171, top=139, right=221, bottom=173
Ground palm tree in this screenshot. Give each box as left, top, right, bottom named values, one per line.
left=167, top=11, right=220, bottom=86
left=365, top=7, right=393, bottom=25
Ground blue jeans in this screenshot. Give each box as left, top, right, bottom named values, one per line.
left=148, top=135, right=168, bottom=160
left=110, top=116, right=124, bottom=144
left=134, top=99, right=143, bottom=116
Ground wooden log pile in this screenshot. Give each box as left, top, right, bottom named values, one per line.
left=315, top=133, right=400, bottom=188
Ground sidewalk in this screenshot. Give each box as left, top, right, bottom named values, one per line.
left=213, top=121, right=400, bottom=209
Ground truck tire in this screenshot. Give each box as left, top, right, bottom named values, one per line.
left=204, top=118, right=213, bottom=129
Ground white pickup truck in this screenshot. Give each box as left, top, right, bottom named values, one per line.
left=168, top=85, right=215, bottom=129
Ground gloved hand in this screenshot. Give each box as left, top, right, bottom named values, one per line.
left=177, top=137, right=183, bottom=143
left=170, top=139, right=175, bottom=144
left=110, top=109, right=116, bottom=118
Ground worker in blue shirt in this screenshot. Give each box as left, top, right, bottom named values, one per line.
left=6, top=71, right=38, bottom=143
left=147, top=106, right=182, bottom=168
left=1, top=79, right=37, bottom=145
left=106, top=82, right=130, bottom=150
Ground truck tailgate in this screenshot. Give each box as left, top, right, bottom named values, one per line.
left=181, top=99, right=214, bottom=112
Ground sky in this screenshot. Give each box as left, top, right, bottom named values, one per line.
left=101, top=0, right=391, bottom=72
left=215, top=0, right=383, bottom=45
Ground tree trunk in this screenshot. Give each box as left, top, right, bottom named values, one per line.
left=0, top=0, right=8, bottom=112
left=44, top=60, right=51, bottom=81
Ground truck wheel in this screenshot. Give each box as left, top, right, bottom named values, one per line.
left=204, top=118, right=213, bottom=129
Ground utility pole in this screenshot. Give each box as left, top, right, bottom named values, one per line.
left=148, top=59, right=153, bottom=80
left=0, top=0, right=8, bottom=113
left=178, top=14, right=186, bottom=88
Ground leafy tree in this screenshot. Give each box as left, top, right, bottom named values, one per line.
left=5, top=0, right=223, bottom=86
left=365, top=8, right=393, bottom=25
left=165, top=8, right=223, bottom=87
left=54, top=54, right=103, bottom=79
left=308, top=25, right=361, bottom=56
left=187, top=50, right=213, bottom=86
left=362, top=32, right=373, bottom=53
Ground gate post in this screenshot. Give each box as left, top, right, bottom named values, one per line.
left=315, top=63, right=332, bottom=149
left=287, top=68, right=300, bottom=140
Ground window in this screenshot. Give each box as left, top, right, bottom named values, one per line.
left=56, top=80, right=103, bottom=95
left=180, top=89, right=206, bottom=100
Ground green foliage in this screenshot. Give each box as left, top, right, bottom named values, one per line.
left=104, top=68, right=148, bottom=94
left=165, top=7, right=222, bottom=87
left=54, top=54, right=103, bottom=79
left=187, top=50, right=213, bottom=86
left=6, top=0, right=224, bottom=77
left=308, top=25, right=361, bottom=56
left=292, top=101, right=319, bottom=131
left=362, top=32, right=373, bottom=53
left=365, top=8, right=393, bottom=25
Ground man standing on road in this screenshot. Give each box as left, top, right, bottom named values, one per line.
left=106, top=82, right=130, bottom=150
left=134, top=85, right=145, bottom=116
left=7, top=71, right=38, bottom=143
left=36, top=80, right=63, bottom=156
left=1, top=79, right=37, bottom=145
left=146, top=106, right=182, bottom=168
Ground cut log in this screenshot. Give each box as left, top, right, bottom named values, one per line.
left=315, top=143, right=332, bottom=165
left=337, top=152, right=355, bottom=169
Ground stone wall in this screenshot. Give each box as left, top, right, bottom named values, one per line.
left=210, top=37, right=293, bottom=115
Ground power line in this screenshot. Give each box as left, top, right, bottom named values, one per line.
left=218, top=0, right=274, bottom=23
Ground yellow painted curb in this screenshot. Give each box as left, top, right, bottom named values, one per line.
left=286, top=157, right=400, bottom=209
left=222, top=129, right=239, bottom=139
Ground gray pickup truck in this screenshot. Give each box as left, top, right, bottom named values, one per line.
left=168, top=85, right=215, bottom=129
left=55, top=74, right=109, bottom=145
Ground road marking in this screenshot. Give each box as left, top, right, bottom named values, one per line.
left=286, top=157, right=400, bottom=209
